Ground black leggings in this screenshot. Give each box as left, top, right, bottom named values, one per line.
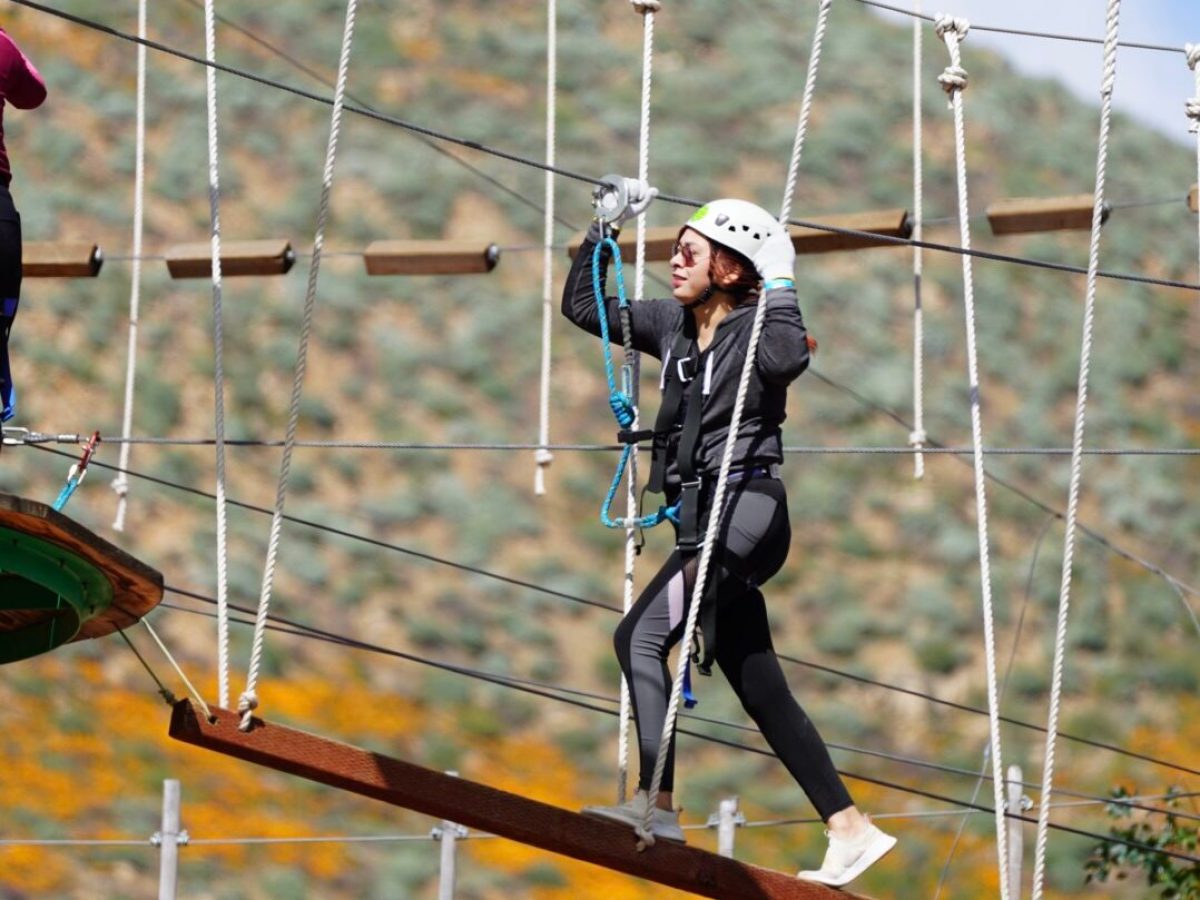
left=0, top=184, right=22, bottom=422
left=613, top=476, right=854, bottom=821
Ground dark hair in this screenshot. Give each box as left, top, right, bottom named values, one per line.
left=676, top=225, right=818, bottom=354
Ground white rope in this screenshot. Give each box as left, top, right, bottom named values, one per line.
left=140, top=619, right=212, bottom=720
left=1031, top=2, right=1122, bottom=895
left=237, top=0, right=360, bottom=731
left=934, top=16, right=1009, bottom=896
left=111, top=0, right=147, bottom=533
left=640, top=0, right=834, bottom=847
left=617, top=0, right=659, bottom=806
left=533, top=0, right=557, bottom=497
left=910, top=0, right=926, bottom=479
left=202, top=0, right=232, bottom=710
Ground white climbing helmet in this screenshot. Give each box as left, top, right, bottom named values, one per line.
left=684, top=199, right=780, bottom=261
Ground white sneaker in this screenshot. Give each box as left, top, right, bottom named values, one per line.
left=581, top=790, right=686, bottom=843
left=796, top=821, right=897, bottom=886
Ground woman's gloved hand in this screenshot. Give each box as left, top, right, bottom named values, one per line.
left=752, top=228, right=796, bottom=284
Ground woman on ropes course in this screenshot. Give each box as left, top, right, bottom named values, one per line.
left=562, top=179, right=896, bottom=887
left=0, top=24, right=45, bottom=423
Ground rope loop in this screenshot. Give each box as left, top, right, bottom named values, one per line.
left=630, top=0, right=661, bottom=13
left=934, top=14, right=969, bottom=42
left=237, top=689, right=258, bottom=730
left=1187, top=43, right=1200, bottom=71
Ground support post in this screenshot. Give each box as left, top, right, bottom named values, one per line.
left=434, top=771, right=467, bottom=900
left=706, top=796, right=744, bottom=859
left=1006, top=765, right=1023, bottom=899
left=718, top=797, right=740, bottom=858
left=153, top=778, right=187, bottom=900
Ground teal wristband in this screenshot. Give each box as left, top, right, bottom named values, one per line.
left=763, top=277, right=795, bottom=292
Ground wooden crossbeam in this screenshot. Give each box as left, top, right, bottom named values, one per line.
left=23, top=242, right=103, bottom=277
left=566, top=209, right=911, bottom=261
left=165, top=239, right=296, bottom=278
left=986, top=195, right=1106, bottom=235
left=363, top=240, right=500, bottom=275
left=169, top=701, right=866, bottom=900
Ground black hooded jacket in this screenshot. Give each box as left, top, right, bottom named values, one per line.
left=562, top=223, right=811, bottom=491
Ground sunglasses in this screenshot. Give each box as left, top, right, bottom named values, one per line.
left=671, top=242, right=706, bottom=267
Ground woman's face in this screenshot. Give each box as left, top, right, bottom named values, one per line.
left=669, top=228, right=714, bottom=305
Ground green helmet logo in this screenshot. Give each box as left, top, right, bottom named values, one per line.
left=688, top=205, right=710, bottom=223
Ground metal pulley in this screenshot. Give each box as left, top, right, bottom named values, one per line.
left=591, top=174, right=629, bottom=225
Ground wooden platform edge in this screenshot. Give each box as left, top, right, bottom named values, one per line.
left=0, top=492, right=163, bottom=638
left=168, top=701, right=865, bottom=900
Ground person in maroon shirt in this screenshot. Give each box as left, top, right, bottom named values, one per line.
left=0, top=25, right=46, bottom=422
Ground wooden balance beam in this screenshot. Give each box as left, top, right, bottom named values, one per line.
left=169, top=701, right=867, bottom=900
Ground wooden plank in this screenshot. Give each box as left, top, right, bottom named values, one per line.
left=169, top=701, right=868, bottom=900
left=0, top=493, right=162, bottom=639
left=565, top=226, right=679, bottom=262
left=566, top=210, right=911, bottom=261
left=23, top=242, right=103, bottom=278
left=364, top=240, right=500, bottom=275
left=787, top=209, right=911, bottom=255
left=1189, top=184, right=1198, bottom=214
left=166, top=239, right=295, bottom=278
left=986, top=195, right=1102, bottom=235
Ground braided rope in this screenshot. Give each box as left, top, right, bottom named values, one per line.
left=533, top=0, right=557, bottom=497
left=617, top=0, right=660, bottom=805
left=1031, top=2, right=1123, bottom=895
left=934, top=16, right=1009, bottom=896
left=238, top=0, right=360, bottom=730
left=911, top=0, right=926, bottom=479
left=202, top=0, right=232, bottom=710
left=111, top=0, right=147, bottom=532
left=640, top=0, right=834, bottom=847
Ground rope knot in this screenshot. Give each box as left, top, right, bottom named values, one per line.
left=1187, top=98, right=1200, bottom=132
left=934, top=14, right=969, bottom=43
left=237, top=690, right=259, bottom=731
left=630, top=0, right=661, bottom=13
left=938, top=64, right=969, bottom=97
left=909, top=429, right=927, bottom=448
left=534, top=447, right=554, bottom=466
left=609, top=392, right=636, bottom=428
left=1187, top=43, right=1200, bottom=72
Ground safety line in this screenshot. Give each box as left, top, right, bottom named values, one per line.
left=159, top=595, right=1200, bottom=864
left=12, top=0, right=1200, bottom=295
left=854, top=0, right=1183, bottom=54
left=174, top=0, right=574, bottom=231
left=12, top=431, right=1200, bottom=455
left=18, top=442, right=1199, bottom=779
left=162, top=592, right=1200, bottom=827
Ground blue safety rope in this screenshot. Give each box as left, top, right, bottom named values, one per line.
left=591, top=237, right=679, bottom=530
